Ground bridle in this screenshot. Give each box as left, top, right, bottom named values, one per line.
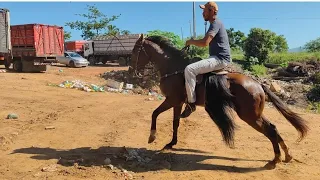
left=131, top=37, right=191, bottom=80
left=131, top=38, right=161, bottom=78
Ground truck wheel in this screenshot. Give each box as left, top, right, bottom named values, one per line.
left=69, top=61, right=75, bottom=68
left=89, top=56, right=95, bottom=66
left=4, top=61, right=11, bottom=70
left=118, top=57, right=127, bottom=66
left=13, top=60, right=23, bottom=72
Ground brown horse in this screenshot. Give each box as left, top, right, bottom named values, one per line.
left=129, top=34, right=309, bottom=169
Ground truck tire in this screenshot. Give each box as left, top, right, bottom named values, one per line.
left=88, top=56, right=95, bottom=66
left=13, top=60, right=23, bottom=72
left=4, top=60, right=10, bottom=70
left=118, top=57, right=127, bottom=66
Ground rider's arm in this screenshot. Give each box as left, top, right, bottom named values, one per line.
left=187, top=21, right=220, bottom=47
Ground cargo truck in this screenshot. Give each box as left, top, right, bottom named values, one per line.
left=83, top=34, right=140, bottom=66
left=64, top=40, right=86, bottom=57
left=0, top=8, right=11, bottom=68
left=0, top=8, right=64, bottom=72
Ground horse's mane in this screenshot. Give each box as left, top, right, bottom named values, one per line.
left=145, top=35, right=190, bottom=61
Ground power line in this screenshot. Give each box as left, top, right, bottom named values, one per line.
left=222, top=17, right=320, bottom=19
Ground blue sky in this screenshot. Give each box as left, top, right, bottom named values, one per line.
left=2, top=1, right=320, bottom=49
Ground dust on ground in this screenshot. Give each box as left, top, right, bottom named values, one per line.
left=0, top=65, right=320, bottom=180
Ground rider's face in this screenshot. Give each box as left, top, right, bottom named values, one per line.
left=202, top=8, right=211, bottom=21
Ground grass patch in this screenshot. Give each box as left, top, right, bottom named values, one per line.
left=231, top=52, right=320, bottom=64
left=250, top=64, right=267, bottom=77
left=267, top=52, right=320, bottom=64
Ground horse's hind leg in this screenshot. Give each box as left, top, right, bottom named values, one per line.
left=246, top=115, right=282, bottom=169
left=277, top=132, right=293, bottom=162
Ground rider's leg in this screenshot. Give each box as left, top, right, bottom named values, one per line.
left=182, top=56, right=228, bottom=118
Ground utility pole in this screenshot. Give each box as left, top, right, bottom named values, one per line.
left=205, top=21, right=207, bottom=34
left=181, top=27, right=184, bottom=40
left=192, top=2, right=196, bottom=38
left=189, top=20, right=192, bottom=38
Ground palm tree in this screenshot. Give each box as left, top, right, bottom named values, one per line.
left=121, top=30, right=130, bottom=35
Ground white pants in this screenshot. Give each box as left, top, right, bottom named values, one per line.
left=184, top=56, right=229, bottom=103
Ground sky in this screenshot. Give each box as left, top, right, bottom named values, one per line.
left=2, top=1, right=320, bottom=49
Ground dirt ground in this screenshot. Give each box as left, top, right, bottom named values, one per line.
left=0, top=64, right=320, bottom=180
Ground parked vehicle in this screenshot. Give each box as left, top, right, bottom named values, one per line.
left=58, top=51, right=89, bottom=68
left=83, top=34, right=140, bottom=66
left=64, top=40, right=86, bottom=57
left=0, top=8, right=11, bottom=68
left=0, top=8, right=64, bottom=72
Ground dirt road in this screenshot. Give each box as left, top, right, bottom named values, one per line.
left=0, top=65, right=319, bottom=180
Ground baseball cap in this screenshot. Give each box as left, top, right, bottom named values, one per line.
left=199, top=1, right=218, bottom=12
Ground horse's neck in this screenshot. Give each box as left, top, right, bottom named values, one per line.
left=146, top=43, right=189, bottom=75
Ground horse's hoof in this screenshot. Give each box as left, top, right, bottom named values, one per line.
left=148, top=135, right=156, bottom=144
left=284, top=155, right=293, bottom=163
left=264, top=161, right=276, bottom=170
left=163, top=144, right=173, bottom=150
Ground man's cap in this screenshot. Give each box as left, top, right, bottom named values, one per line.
left=199, top=1, right=218, bottom=12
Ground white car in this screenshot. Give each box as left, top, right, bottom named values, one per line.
left=59, top=51, right=89, bottom=68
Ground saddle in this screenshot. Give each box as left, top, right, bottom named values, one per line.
left=196, top=68, right=229, bottom=84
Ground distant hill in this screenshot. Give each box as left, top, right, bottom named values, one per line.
left=288, top=47, right=306, bottom=53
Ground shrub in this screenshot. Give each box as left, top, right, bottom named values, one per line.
left=250, top=64, right=267, bottom=77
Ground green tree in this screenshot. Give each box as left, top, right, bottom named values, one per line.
left=304, top=37, right=320, bottom=52
left=121, top=30, right=131, bottom=35
left=243, top=28, right=288, bottom=64
left=274, top=35, right=289, bottom=53
left=226, top=28, right=246, bottom=51
left=105, top=25, right=120, bottom=36
left=147, top=30, right=184, bottom=49
left=65, top=4, right=120, bottom=40
left=64, top=30, right=72, bottom=41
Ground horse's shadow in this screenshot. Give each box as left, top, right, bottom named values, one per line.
left=11, top=146, right=268, bottom=173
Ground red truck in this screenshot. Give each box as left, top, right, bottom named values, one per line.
left=1, top=8, right=64, bottom=72
left=64, top=40, right=86, bottom=57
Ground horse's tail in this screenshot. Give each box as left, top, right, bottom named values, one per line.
left=261, top=84, right=309, bottom=141
left=204, top=74, right=236, bottom=148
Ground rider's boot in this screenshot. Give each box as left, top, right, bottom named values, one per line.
left=180, top=102, right=196, bottom=118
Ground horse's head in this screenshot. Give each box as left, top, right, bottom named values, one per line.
left=130, top=34, right=151, bottom=77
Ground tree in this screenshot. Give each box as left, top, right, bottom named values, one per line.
left=105, top=25, right=120, bottom=36
left=304, top=37, right=320, bottom=52
left=243, top=28, right=288, bottom=64
left=121, top=30, right=131, bottom=35
left=147, top=30, right=184, bottom=49
left=226, top=28, right=246, bottom=51
left=65, top=4, right=120, bottom=40
left=274, top=35, right=289, bottom=53
left=64, top=31, right=72, bottom=41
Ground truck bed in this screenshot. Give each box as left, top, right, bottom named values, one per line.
left=92, top=34, right=140, bottom=55
left=11, top=24, right=64, bottom=58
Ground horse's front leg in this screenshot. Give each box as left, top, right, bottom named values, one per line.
left=148, top=99, right=173, bottom=143
left=163, top=104, right=183, bottom=149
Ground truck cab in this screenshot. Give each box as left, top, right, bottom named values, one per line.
left=83, top=41, right=93, bottom=59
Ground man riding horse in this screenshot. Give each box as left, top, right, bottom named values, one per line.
left=181, top=1, right=231, bottom=118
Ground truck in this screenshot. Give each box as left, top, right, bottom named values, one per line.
left=64, top=40, right=86, bottom=57
left=0, top=8, right=65, bottom=72
left=83, top=34, right=140, bottom=66
left=0, top=8, right=11, bottom=68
